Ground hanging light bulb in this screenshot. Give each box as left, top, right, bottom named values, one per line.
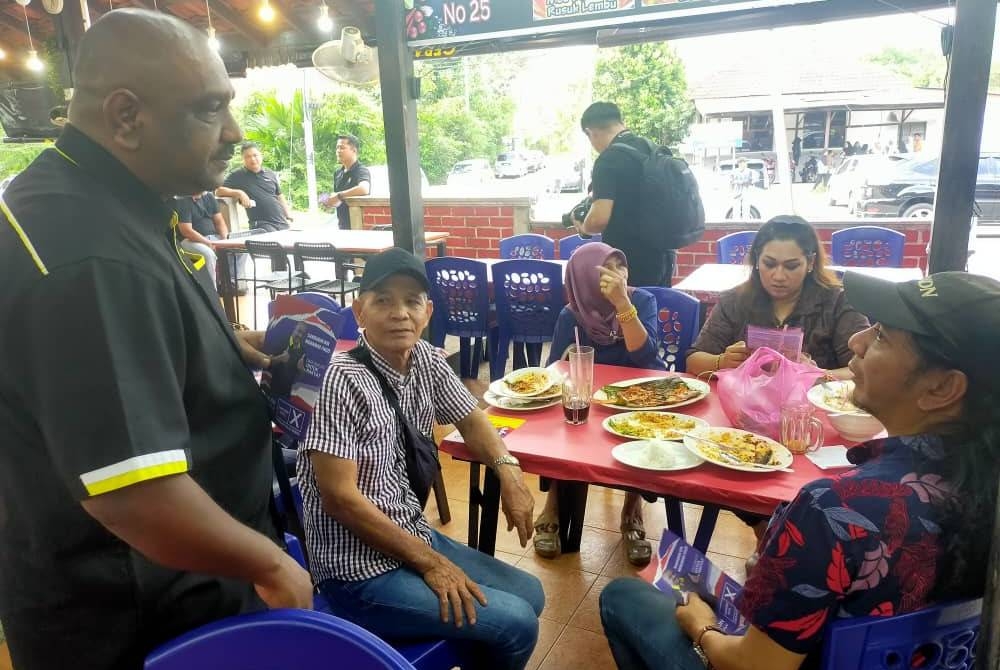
left=258, top=0, right=274, bottom=22
left=0, top=47, right=6, bottom=61
left=316, top=4, right=333, bottom=32
left=21, top=4, right=44, bottom=72
left=26, top=48, right=44, bottom=72
left=204, top=1, right=220, bottom=50
left=207, top=26, right=220, bottom=51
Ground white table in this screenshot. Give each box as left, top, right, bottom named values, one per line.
left=674, top=263, right=924, bottom=324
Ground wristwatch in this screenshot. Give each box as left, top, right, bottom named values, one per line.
left=491, top=455, right=520, bottom=469
left=693, top=624, right=724, bottom=668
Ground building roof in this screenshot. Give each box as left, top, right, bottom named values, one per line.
left=689, top=57, right=945, bottom=115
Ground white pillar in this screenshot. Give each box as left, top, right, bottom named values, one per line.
left=769, top=30, right=793, bottom=211
left=302, top=68, right=319, bottom=215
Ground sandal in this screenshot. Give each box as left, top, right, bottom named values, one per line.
left=533, top=520, right=561, bottom=559
left=621, top=521, right=652, bottom=567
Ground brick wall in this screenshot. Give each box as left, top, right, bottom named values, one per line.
left=352, top=196, right=532, bottom=259
left=351, top=195, right=930, bottom=276
left=533, top=221, right=930, bottom=281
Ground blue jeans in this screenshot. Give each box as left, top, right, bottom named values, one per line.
left=319, top=531, right=545, bottom=670
left=600, top=578, right=705, bottom=670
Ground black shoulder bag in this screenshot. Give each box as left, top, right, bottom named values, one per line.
left=347, top=344, right=440, bottom=507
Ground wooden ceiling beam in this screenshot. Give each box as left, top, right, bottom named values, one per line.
left=203, top=0, right=269, bottom=46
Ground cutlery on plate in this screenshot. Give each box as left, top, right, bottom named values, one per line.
left=683, top=433, right=794, bottom=473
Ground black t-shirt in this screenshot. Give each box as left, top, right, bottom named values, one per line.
left=223, top=167, right=288, bottom=228
left=591, top=130, right=668, bottom=286
left=333, top=161, right=371, bottom=228
left=0, top=125, right=276, bottom=669
left=174, top=192, right=221, bottom=237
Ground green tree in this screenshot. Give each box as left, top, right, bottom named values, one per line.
left=235, top=87, right=385, bottom=208
left=594, top=42, right=696, bottom=146
left=868, top=47, right=947, bottom=88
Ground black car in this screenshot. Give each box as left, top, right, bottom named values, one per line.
left=856, top=153, right=1000, bottom=222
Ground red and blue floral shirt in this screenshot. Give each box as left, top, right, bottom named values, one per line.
left=737, top=434, right=953, bottom=661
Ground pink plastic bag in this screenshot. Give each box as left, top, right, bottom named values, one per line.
left=716, top=347, right=825, bottom=440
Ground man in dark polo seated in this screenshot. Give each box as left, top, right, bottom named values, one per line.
left=599, top=271, right=1000, bottom=670
left=297, top=247, right=545, bottom=670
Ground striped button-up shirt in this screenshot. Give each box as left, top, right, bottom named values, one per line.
left=298, top=336, right=478, bottom=582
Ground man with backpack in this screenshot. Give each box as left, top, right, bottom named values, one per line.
left=572, top=102, right=704, bottom=287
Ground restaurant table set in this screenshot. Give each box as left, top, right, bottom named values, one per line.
left=441, top=348, right=884, bottom=557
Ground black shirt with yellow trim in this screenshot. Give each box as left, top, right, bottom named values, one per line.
left=0, top=124, right=276, bottom=669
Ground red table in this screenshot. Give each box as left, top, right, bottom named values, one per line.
left=440, top=362, right=846, bottom=555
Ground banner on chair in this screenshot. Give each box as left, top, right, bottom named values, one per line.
left=261, top=295, right=341, bottom=440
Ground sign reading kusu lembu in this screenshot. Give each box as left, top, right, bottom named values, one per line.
left=404, top=0, right=828, bottom=46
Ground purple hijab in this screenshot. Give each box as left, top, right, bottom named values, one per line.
left=565, top=242, right=634, bottom=346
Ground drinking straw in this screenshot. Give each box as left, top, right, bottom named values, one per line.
left=573, top=326, right=582, bottom=385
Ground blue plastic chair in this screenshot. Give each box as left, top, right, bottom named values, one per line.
left=716, top=231, right=756, bottom=264
left=491, top=260, right=565, bottom=380
left=558, top=234, right=600, bottom=259
left=499, top=233, right=555, bottom=260
left=820, top=598, right=981, bottom=670
left=639, top=287, right=700, bottom=372
left=830, top=225, right=906, bottom=267
left=426, top=257, right=496, bottom=379
left=144, top=608, right=416, bottom=670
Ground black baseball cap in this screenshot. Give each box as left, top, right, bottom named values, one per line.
left=358, top=247, right=430, bottom=294
left=843, top=271, right=1000, bottom=377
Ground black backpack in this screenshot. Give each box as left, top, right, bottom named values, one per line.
left=612, top=138, right=706, bottom=252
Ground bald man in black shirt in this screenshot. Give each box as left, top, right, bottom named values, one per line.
left=0, top=10, right=311, bottom=669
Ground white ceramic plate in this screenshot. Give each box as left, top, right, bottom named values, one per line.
left=592, top=376, right=711, bottom=411
left=807, top=380, right=869, bottom=415
left=683, top=427, right=794, bottom=473
left=483, top=390, right=561, bottom=412
left=612, top=440, right=705, bottom=472
left=602, top=411, right=709, bottom=442
left=497, top=367, right=564, bottom=398
left=488, top=378, right=562, bottom=401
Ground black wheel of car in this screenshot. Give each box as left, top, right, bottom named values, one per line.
left=902, top=203, right=934, bottom=219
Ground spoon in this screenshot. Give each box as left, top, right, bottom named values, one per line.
left=684, top=433, right=795, bottom=473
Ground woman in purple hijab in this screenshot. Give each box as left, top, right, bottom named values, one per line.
left=534, top=242, right=665, bottom=565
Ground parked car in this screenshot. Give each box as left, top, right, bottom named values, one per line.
left=523, top=149, right=546, bottom=172
left=828, top=154, right=907, bottom=212
left=446, top=159, right=493, bottom=187
left=716, top=158, right=770, bottom=189
left=548, top=158, right=587, bottom=193
left=495, top=152, right=530, bottom=179
left=364, top=164, right=431, bottom=195
left=856, top=153, right=1000, bottom=222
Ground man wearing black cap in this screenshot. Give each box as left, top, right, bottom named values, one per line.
left=599, top=272, right=1000, bottom=670
left=297, top=248, right=545, bottom=670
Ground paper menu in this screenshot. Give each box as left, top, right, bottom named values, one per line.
left=652, top=530, right=749, bottom=634
left=746, top=325, right=804, bottom=361
left=443, top=415, right=526, bottom=444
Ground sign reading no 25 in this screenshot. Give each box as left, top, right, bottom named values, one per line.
left=440, top=0, right=493, bottom=26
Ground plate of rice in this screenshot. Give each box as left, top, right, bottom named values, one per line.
left=612, top=440, right=705, bottom=472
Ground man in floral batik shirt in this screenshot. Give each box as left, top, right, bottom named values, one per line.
left=599, top=271, right=1000, bottom=670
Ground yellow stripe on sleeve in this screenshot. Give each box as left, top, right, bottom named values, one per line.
left=80, top=449, right=190, bottom=497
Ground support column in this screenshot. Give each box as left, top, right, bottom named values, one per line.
left=928, top=0, right=996, bottom=275
left=373, top=0, right=424, bottom=257
left=301, top=68, right=318, bottom=215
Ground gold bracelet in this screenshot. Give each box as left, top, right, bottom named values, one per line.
left=616, top=305, right=639, bottom=324
left=714, top=353, right=723, bottom=371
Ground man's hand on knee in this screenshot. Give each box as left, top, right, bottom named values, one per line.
left=421, top=554, right=487, bottom=628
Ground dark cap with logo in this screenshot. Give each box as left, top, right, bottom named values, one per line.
left=843, top=270, right=1000, bottom=376
left=358, top=247, right=430, bottom=294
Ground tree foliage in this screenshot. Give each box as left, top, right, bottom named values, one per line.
left=593, top=42, right=696, bottom=146
left=868, top=47, right=947, bottom=88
